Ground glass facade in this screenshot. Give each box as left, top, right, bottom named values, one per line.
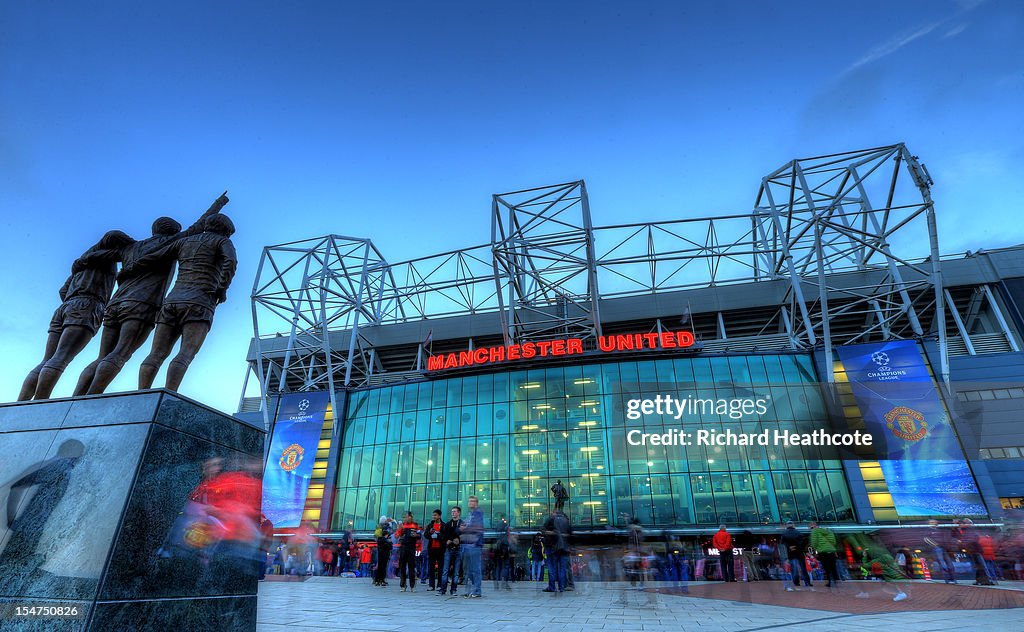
left=331, top=354, right=854, bottom=531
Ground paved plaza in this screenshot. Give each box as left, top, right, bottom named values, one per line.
left=257, top=577, right=1024, bottom=631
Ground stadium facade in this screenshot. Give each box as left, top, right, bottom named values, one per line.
left=242, top=145, right=1024, bottom=537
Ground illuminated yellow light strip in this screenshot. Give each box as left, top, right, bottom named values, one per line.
left=522, top=449, right=540, bottom=455
left=582, top=473, right=600, bottom=477
left=522, top=503, right=541, bottom=507
left=583, top=501, right=602, bottom=506
left=580, top=447, right=598, bottom=452
left=578, top=421, right=597, bottom=427
left=579, top=401, right=599, bottom=406
left=523, top=475, right=540, bottom=479
left=521, top=424, right=539, bottom=430
left=520, top=383, right=541, bottom=389
left=573, top=378, right=594, bottom=385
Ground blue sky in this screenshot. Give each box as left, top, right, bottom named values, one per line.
left=1, top=1, right=1022, bottom=411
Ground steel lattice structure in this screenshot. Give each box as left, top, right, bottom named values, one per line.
left=248, top=143, right=946, bottom=415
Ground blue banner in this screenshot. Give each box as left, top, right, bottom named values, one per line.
left=836, top=341, right=984, bottom=517
left=261, top=392, right=330, bottom=528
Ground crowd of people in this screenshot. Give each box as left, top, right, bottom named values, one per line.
left=260, top=509, right=1024, bottom=604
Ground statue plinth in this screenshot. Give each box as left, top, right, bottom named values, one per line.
left=0, top=390, right=265, bottom=631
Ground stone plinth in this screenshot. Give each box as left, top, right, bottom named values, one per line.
left=0, top=390, right=265, bottom=631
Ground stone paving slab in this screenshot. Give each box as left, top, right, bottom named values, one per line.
left=257, top=577, right=1024, bottom=632
left=652, top=578, right=1024, bottom=613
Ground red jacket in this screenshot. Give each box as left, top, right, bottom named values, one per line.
left=712, top=529, right=733, bottom=552
left=424, top=519, right=444, bottom=549
left=396, top=521, right=422, bottom=552
left=978, top=535, right=996, bottom=561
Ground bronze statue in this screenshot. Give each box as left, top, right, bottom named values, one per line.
left=74, top=193, right=229, bottom=395
left=129, top=213, right=238, bottom=391
left=551, top=480, right=568, bottom=511
left=18, top=230, right=135, bottom=400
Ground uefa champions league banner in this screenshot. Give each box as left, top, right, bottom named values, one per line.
left=261, top=392, right=331, bottom=528
left=836, top=341, right=985, bottom=517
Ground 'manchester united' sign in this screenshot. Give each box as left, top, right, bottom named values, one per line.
left=426, top=331, right=696, bottom=371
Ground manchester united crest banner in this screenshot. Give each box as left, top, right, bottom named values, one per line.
left=836, top=341, right=984, bottom=516
left=261, top=392, right=331, bottom=528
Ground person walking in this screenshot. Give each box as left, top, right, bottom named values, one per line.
left=780, top=521, right=812, bottom=591
left=809, top=521, right=840, bottom=589
left=396, top=512, right=422, bottom=592
left=712, top=525, right=735, bottom=582
left=978, top=531, right=1000, bottom=583
left=542, top=508, right=572, bottom=593
left=438, top=505, right=464, bottom=595
left=460, top=495, right=485, bottom=598
left=529, top=532, right=546, bottom=581
left=923, top=519, right=955, bottom=584
left=955, top=519, right=994, bottom=586
left=493, top=514, right=512, bottom=590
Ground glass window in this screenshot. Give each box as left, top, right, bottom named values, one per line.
left=492, top=402, right=510, bottom=435
left=444, top=408, right=461, bottom=438
left=446, top=378, right=463, bottom=407
left=692, top=357, right=713, bottom=385
left=492, top=371, right=511, bottom=403
left=691, top=474, right=716, bottom=524
left=444, top=439, right=460, bottom=483
left=363, top=389, right=379, bottom=417
left=476, top=439, right=493, bottom=481
left=411, top=443, right=430, bottom=484
left=601, top=363, right=621, bottom=392
left=772, top=472, right=797, bottom=523
left=401, top=415, right=416, bottom=443
left=636, top=360, right=658, bottom=383
left=618, top=362, right=639, bottom=390
left=461, top=376, right=478, bottom=405
left=460, top=438, right=477, bottom=481
left=654, top=359, right=676, bottom=385
left=670, top=475, right=693, bottom=524
left=415, top=381, right=432, bottom=410
left=475, top=404, right=494, bottom=436
left=476, top=373, right=494, bottom=404
left=826, top=470, right=854, bottom=522
left=672, top=358, right=694, bottom=385
left=428, top=411, right=445, bottom=441
left=731, top=473, right=758, bottom=523
left=331, top=353, right=854, bottom=533
left=347, top=390, right=368, bottom=418
left=650, top=474, right=674, bottom=524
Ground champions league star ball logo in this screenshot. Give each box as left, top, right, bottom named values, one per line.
left=297, top=398, right=310, bottom=413
left=885, top=406, right=928, bottom=441
left=280, top=443, right=305, bottom=471
left=871, top=351, right=890, bottom=367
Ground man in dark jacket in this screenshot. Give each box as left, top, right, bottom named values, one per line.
left=423, top=509, right=445, bottom=590
left=373, top=517, right=394, bottom=586
left=542, top=508, right=572, bottom=592
left=780, top=521, right=812, bottom=590
left=924, top=519, right=955, bottom=583
left=529, top=533, right=546, bottom=581
left=955, top=519, right=993, bottom=586
left=493, top=514, right=512, bottom=590
left=396, top=512, right=421, bottom=591
left=438, top=506, right=464, bottom=595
